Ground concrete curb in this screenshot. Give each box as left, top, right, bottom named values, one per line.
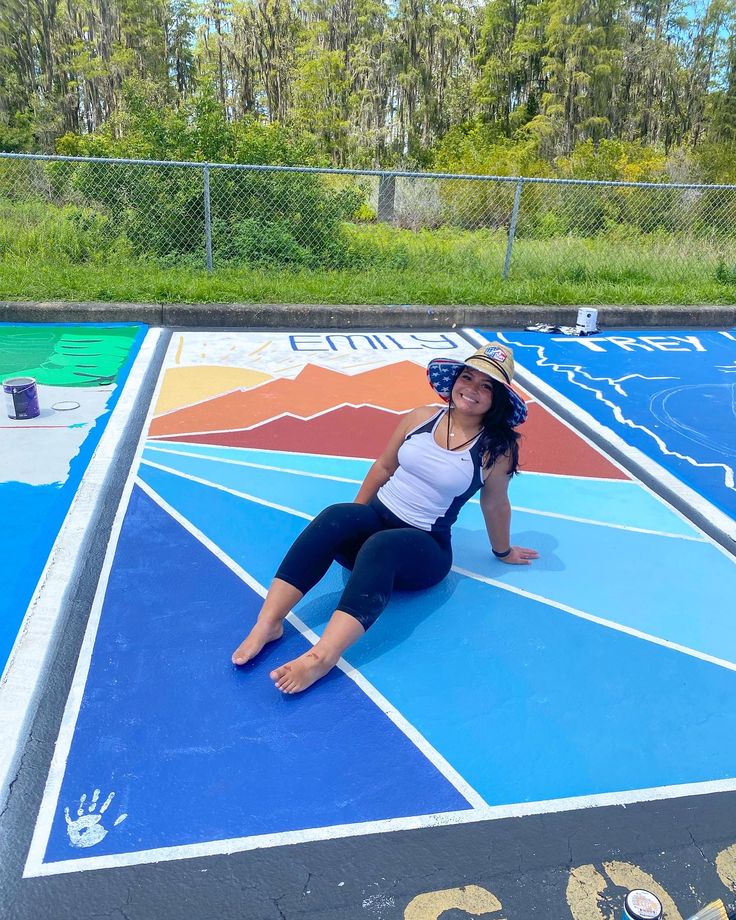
left=1, top=300, right=735, bottom=327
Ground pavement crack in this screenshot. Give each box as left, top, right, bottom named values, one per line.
left=271, top=895, right=288, bottom=920
left=303, top=871, right=314, bottom=897
left=689, top=830, right=711, bottom=867
left=0, top=735, right=40, bottom=821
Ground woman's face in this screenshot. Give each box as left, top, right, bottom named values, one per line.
left=451, top=367, right=495, bottom=416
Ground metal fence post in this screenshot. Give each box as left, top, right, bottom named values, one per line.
left=503, top=178, right=523, bottom=280
left=203, top=163, right=213, bottom=271
left=377, top=172, right=396, bottom=223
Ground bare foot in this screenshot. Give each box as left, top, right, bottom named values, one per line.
left=270, top=648, right=336, bottom=693
left=232, top=619, right=284, bottom=665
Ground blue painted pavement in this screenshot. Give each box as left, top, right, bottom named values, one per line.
left=39, top=424, right=736, bottom=864
left=130, top=450, right=736, bottom=808
left=44, top=484, right=470, bottom=864
left=481, top=328, right=736, bottom=519
left=139, top=447, right=736, bottom=667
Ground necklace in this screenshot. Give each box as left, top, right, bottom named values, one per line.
left=446, top=406, right=482, bottom=451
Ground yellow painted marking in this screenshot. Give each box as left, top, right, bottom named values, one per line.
left=249, top=340, right=272, bottom=357
left=604, top=861, right=682, bottom=920
left=716, top=842, right=736, bottom=893
left=153, top=366, right=271, bottom=416
left=566, top=862, right=683, bottom=920
left=404, top=885, right=503, bottom=919
left=175, top=336, right=184, bottom=365
left=566, top=864, right=608, bottom=920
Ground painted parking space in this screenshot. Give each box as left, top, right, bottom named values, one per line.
left=26, top=330, right=736, bottom=878
left=0, top=323, right=147, bottom=677
left=479, top=328, right=736, bottom=522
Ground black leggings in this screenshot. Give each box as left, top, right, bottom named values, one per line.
left=275, top=498, right=453, bottom=631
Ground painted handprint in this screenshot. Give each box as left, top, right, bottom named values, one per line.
left=64, top=789, right=128, bottom=848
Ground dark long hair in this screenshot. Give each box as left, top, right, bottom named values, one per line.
left=472, top=379, right=521, bottom=474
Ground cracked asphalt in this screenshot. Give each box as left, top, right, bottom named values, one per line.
left=6, top=792, right=736, bottom=918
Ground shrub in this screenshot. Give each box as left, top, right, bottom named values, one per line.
left=0, top=200, right=121, bottom=262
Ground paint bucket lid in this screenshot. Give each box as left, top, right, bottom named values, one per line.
left=51, top=400, right=81, bottom=411
left=624, top=890, right=663, bottom=920
left=3, top=376, right=36, bottom=389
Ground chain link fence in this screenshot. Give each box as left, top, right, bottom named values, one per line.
left=1, top=151, right=735, bottom=294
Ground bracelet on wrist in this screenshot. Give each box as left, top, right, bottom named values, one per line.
left=492, top=546, right=512, bottom=559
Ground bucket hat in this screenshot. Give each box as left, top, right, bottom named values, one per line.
left=426, top=343, right=527, bottom=427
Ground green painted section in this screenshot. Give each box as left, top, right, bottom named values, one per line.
left=0, top=325, right=141, bottom=387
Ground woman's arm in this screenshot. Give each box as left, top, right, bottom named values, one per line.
left=354, top=406, right=436, bottom=504
left=479, top=457, right=539, bottom=566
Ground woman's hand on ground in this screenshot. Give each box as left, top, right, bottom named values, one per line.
left=499, top=545, right=539, bottom=565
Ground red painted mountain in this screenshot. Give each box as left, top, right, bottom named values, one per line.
left=163, top=401, right=628, bottom=478
left=150, top=362, right=433, bottom=438
left=163, top=406, right=405, bottom=460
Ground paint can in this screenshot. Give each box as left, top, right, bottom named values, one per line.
left=3, top=376, right=41, bottom=420
left=623, top=889, right=663, bottom=920
left=575, top=307, right=599, bottom=335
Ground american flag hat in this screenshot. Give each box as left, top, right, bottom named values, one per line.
left=426, top=343, right=527, bottom=427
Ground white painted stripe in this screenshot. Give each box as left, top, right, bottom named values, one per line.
left=463, top=328, right=736, bottom=559
left=139, top=458, right=314, bottom=520
left=144, top=444, right=364, bottom=486
left=23, top=334, right=173, bottom=880
left=153, top=439, right=383, bottom=466
left=136, top=479, right=485, bottom=807
left=452, top=564, right=736, bottom=672
left=490, top=503, right=705, bottom=541
left=146, top=444, right=704, bottom=542
left=0, top=328, right=162, bottom=814
left=25, top=773, right=736, bottom=877
left=518, top=469, right=632, bottom=483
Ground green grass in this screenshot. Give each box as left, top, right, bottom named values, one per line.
left=2, top=255, right=733, bottom=305
left=1, top=206, right=734, bottom=305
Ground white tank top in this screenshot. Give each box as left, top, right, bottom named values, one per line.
left=377, top=409, right=485, bottom=532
